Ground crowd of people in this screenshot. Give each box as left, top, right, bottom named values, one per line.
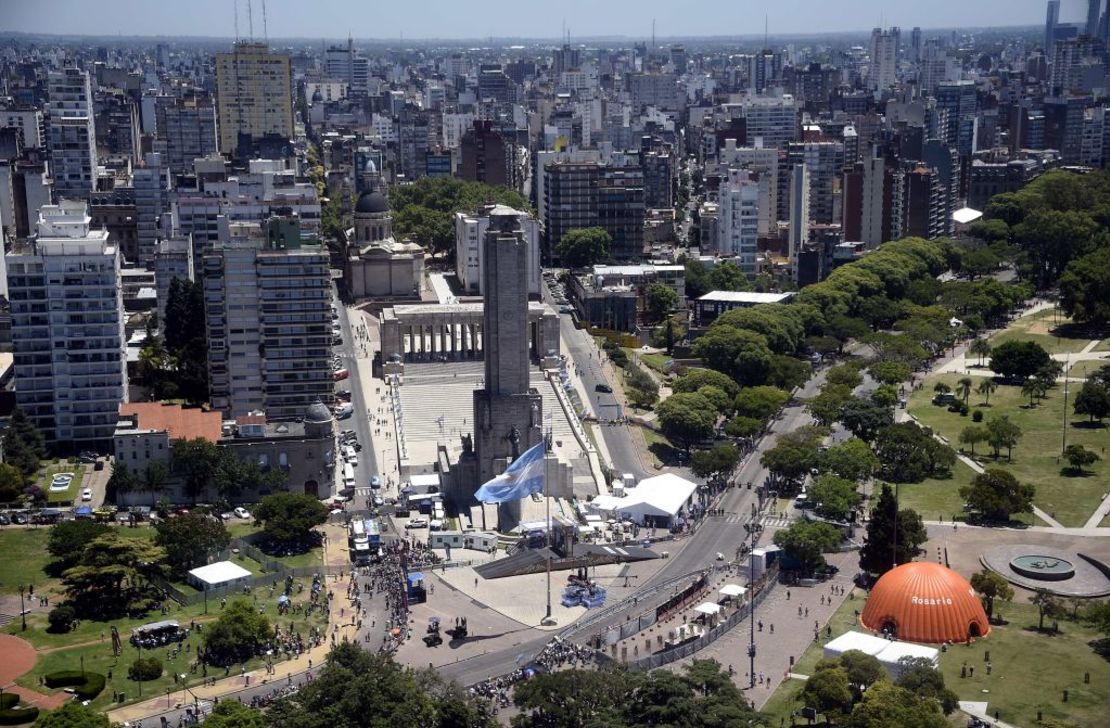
left=467, top=636, right=600, bottom=712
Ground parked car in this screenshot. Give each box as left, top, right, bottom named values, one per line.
left=12, top=512, right=28, bottom=525
left=333, top=368, right=350, bottom=381
left=595, top=383, right=613, bottom=393
left=0, top=514, right=10, bottom=525
left=233, top=507, right=251, bottom=519
left=81, top=488, right=93, bottom=502
left=405, top=517, right=428, bottom=529
left=335, top=402, right=354, bottom=419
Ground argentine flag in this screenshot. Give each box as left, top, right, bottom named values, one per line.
left=475, top=441, right=546, bottom=503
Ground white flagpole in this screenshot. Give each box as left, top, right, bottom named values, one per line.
left=544, top=430, right=552, bottom=624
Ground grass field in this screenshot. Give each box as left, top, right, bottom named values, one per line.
left=225, top=523, right=324, bottom=571
left=0, top=528, right=54, bottom=595
left=987, top=307, right=1098, bottom=355
left=894, top=460, right=1040, bottom=526
left=909, top=372, right=1109, bottom=527
left=13, top=573, right=330, bottom=712
left=761, top=590, right=1110, bottom=727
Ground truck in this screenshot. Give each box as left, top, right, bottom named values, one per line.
left=348, top=519, right=371, bottom=564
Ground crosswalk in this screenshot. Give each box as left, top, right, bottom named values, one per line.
left=761, top=513, right=792, bottom=527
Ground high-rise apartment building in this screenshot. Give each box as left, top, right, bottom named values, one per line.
left=133, top=152, right=168, bottom=265
left=214, top=42, right=294, bottom=155
left=7, top=201, right=127, bottom=444
left=1046, top=0, right=1061, bottom=53
left=459, top=120, right=514, bottom=188
left=716, top=169, right=760, bottom=271
left=46, top=68, right=97, bottom=201
left=203, top=219, right=332, bottom=420
left=869, top=27, right=900, bottom=91
left=325, top=38, right=370, bottom=97
left=785, top=140, right=844, bottom=225
left=154, top=92, right=218, bottom=174
left=543, top=160, right=645, bottom=261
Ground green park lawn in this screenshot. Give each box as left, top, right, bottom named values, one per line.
left=639, top=352, right=673, bottom=376
left=14, top=572, right=330, bottom=711
left=0, top=528, right=55, bottom=595
left=987, top=307, right=1097, bottom=356
left=909, top=372, right=1109, bottom=527
left=43, top=463, right=85, bottom=504
left=894, top=460, right=1040, bottom=527
left=225, top=522, right=324, bottom=571
left=761, top=591, right=1110, bottom=727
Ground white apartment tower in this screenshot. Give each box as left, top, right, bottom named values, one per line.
left=7, top=201, right=127, bottom=444
left=869, top=27, right=900, bottom=91
left=454, top=205, right=540, bottom=296
left=717, top=169, right=761, bottom=272
left=46, top=68, right=98, bottom=201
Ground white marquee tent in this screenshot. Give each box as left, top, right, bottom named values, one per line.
left=824, top=630, right=939, bottom=677
left=188, top=561, right=252, bottom=591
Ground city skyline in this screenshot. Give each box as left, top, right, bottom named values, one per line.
left=1, top=0, right=1072, bottom=41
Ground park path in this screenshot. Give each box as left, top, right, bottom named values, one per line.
left=0, top=633, right=69, bottom=710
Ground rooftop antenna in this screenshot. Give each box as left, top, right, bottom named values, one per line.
left=233, top=0, right=240, bottom=43
left=262, top=0, right=268, bottom=44
left=246, top=0, right=254, bottom=42
left=764, top=14, right=768, bottom=50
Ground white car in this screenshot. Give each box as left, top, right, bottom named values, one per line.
left=80, top=488, right=93, bottom=502
left=405, top=517, right=428, bottom=529
left=372, top=494, right=384, bottom=507
left=344, top=447, right=358, bottom=466
left=428, top=519, right=444, bottom=531
left=233, top=507, right=251, bottom=519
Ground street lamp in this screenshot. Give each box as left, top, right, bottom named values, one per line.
left=17, top=584, right=26, bottom=631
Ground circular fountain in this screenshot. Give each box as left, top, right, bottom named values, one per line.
left=1009, top=554, right=1075, bottom=582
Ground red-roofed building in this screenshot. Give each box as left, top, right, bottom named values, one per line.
left=114, top=403, right=223, bottom=479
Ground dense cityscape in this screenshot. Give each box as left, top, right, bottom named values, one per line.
left=0, top=1, right=1109, bottom=726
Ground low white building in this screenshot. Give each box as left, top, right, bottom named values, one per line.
left=591, top=473, right=699, bottom=528
left=823, top=630, right=940, bottom=678
left=187, top=561, right=252, bottom=591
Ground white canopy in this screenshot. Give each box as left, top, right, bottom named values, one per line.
left=188, top=561, right=252, bottom=589
left=824, top=631, right=940, bottom=677
left=719, top=584, right=747, bottom=598
left=823, top=630, right=890, bottom=658
left=694, top=602, right=723, bottom=616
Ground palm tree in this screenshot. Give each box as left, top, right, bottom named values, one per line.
left=968, top=338, right=992, bottom=367
left=956, top=377, right=974, bottom=406
left=934, top=382, right=951, bottom=395
left=976, top=379, right=997, bottom=406
left=1021, top=378, right=1040, bottom=407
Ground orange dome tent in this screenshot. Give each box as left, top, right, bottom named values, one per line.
left=861, top=562, right=990, bottom=643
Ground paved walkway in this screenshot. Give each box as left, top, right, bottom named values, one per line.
left=661, top=548, right=861, bottom=709
left=0, top=633, right=68, bottom=710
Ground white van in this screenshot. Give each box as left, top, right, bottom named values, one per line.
left=343, top=463, right=356, bottom=491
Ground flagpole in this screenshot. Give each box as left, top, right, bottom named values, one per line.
left=544, top=429, right=553, bottom=624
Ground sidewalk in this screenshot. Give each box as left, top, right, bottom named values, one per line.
left=107, top=529, right=357, bottom=724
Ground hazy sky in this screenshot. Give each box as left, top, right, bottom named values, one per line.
left=0, top=0, right=1078, bottom=40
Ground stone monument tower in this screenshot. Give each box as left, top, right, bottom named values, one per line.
left=472, top=209, right=543, bottom=525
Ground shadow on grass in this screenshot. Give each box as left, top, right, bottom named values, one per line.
left=1071, top=420, right=1107, bottom=430
left=1050, top=322, right=1110, bottom=340
left=647, top=441, right=683, bottom=466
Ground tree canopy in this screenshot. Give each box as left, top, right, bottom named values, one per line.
left=389, top=177, right=529, bottom=257
left=989, top=339, right=1052, bottom=380
left=872, top=423, right=955, bottom=483
left=959, top=469, right=1034, bottom=522
left=155, top=512, right=231, bottom=577
left=62, top=532, right=167, bottom=619
left=555, top=227, right=612, bottom=268
left=655, top=393, right=718, bottom=452
left=1059, top=247, right=1110, bottom=323
left=773, top=520, right=843, bottom=572
left=203, top=599, right=274, bottom=667
left=253, top=493, right=329, bottom=550
left=859, top=484, right=928, bottom=576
